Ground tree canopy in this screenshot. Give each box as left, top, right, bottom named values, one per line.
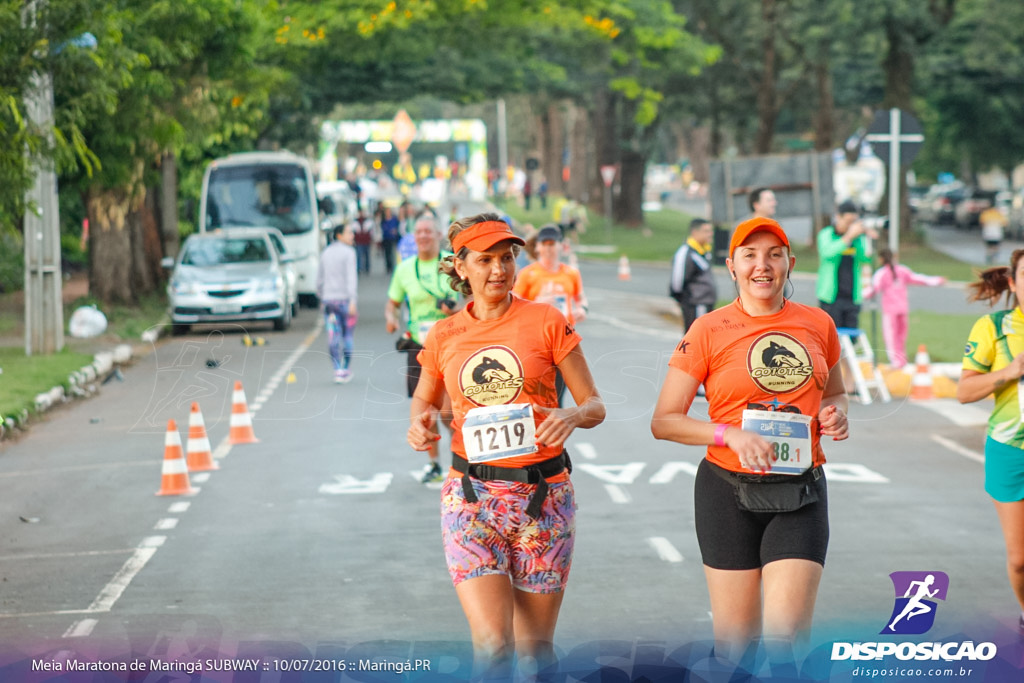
left=3, top=0, right=1023, bottom=299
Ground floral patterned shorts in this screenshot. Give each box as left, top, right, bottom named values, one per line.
left=440, top=476, right=576, bottom=594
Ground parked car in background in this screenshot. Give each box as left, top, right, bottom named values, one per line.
left=162, top=228, right=298, bottom=335
left=907, top=184, right=929, bottom=215
left=917, top=182, right=965, bottom=225
left=954, top=187, right=998, bottom=230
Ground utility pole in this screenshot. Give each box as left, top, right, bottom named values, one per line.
left=23, top=0, right=64, bottom=356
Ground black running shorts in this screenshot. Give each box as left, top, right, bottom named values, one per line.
left=694, top=458, right=829, bottom=570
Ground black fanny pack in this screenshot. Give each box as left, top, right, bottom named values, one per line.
left=452, top=450, right=572, bottom=519
left=395, top=336, right=422, bottom=352
left=710, top=462, right=824, bottom=513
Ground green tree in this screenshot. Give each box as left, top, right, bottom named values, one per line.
left=55, top=0, right=276, bottom=304
left=920, top=0, right=1024, bottom=186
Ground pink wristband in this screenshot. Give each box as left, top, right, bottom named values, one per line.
left=713, top=424, right=728, bottom=447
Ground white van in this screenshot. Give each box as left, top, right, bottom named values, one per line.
left=198, top=151, right=323, bottom=306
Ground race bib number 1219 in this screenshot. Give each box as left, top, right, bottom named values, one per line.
left=462, top=403, right=538, bottom=463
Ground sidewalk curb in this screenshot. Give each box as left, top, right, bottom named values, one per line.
left=0, top=342, right=138, bottom=443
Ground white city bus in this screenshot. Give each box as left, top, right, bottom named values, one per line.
left=198, top=151, right=323, bottom=306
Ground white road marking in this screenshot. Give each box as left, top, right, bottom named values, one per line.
left=931, top=434, right=985, bottom=464
left=63, top=619, right=97, bottom=638
left=191, top=472, right=211, bottom=484
left=604, top=484, right=631, bottom=504
left=823, top=463, right=890, bottom=483
left=649, top=461, right=700, bottom=484
left=167, top=502, right=190, bottom=514
left=154, top=518, right=178, bottom=530
left=648, top=537, right=684, bottom=563
left=576, top=462, right=646, bottom=484
left=575, top=443, right=598, bottom=460
left=586, top=312, right=680, bottom=341
left=84, top=536, right=166, bottom=614
left=919, top=399, right=989, bottom=427
left=319, top=473, right=394, bottom=494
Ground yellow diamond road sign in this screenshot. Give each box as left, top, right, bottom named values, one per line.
left=391, top=110, right=417, bottom=154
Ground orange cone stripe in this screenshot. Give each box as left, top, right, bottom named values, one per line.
left=158, top=419, right=195, bottom=495
left=186, top=402, right=219, bottom=471
left=228, top=382, right=259, bottom=444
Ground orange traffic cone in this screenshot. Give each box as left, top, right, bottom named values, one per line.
left=185, top=402, right=219, bottom=471
left=228, top=381, right=259, bottom=444
left=910, top=344, right=934, bottom=401
left=618, top=254, right=631, bottom=281
left=157, top=419, right=196, bottom=496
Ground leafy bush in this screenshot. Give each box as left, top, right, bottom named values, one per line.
left=0, top=231, right=24, bottom=293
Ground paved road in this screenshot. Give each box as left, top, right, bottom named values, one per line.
left=1, top=196, right=1022, bottom=681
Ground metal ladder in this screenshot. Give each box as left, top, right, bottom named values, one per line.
left=836, top=327, right=891, bottom=404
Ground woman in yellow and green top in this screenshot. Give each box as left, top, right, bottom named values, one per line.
left=958, top=247, right=1024, bottom=634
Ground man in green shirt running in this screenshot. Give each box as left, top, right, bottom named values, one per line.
left=385, top=212, right=459, bottom=482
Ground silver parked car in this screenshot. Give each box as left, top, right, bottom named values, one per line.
left=163, top=228, right=298, bottom=335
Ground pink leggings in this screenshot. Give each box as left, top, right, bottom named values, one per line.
left=882, top=312, right=908, bottom=368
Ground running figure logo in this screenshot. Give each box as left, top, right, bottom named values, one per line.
left=881, top=571, right=949, bottom=635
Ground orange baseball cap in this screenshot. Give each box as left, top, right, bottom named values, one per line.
left=452, top=220, right=526, bottom=253
left=729, top=217, right=790, bottom=257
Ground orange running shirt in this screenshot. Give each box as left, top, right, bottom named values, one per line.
left=418, top=295, right=582, bottom=469
left=513, top=262, right=586, bottom=324
left=668, top=299, right=841, bottom=473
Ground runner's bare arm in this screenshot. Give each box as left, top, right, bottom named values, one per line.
left=818, top=363, right=849, bottom=441
left=651, top=366, right=777, bottom=471
left=385, top=298, right=402, bottom=334
left=408, top=371, right=445, bottom=451
left=958, top=353, right=1024, bottom=403
left=534, top=345, right=605, bottom=448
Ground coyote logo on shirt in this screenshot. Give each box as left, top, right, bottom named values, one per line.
left=747, top=332, right=814, bottom=393
left=473, top=357, right=514, bottom=384
left=460, top=345, right=525, bottom=405
left=762, top=341, right=800, bottom=368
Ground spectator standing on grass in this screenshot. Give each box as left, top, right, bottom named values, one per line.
left=862, top=248, right=946, bottom=368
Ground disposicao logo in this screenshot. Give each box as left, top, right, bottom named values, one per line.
left=830, top=570, right=998, bottom=664
left=882, top=571, right=949, bottom=635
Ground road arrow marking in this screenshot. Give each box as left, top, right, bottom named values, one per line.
left=649, top=461, right=700, bottom=484
left=319, top=473, right=394, bottom=494
left=576, top=462, right=645, bottom=484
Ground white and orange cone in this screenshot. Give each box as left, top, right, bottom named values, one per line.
left=185, top=402, right=218, bottom=471
left=909, top=344, right=934, bottom=401
left=157, top=419, right=196, bottom=496
left=617, top=254, right=631, bottom=281
left=228, top=381, right=259, bottom=444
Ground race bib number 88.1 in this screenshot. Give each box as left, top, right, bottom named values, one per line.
left=741, top=409, right=812, bottom=475
left=462, top=403, right=538, bottom=463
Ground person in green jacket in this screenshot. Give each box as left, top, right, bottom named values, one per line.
left=816, top=200, right=879, bottom=331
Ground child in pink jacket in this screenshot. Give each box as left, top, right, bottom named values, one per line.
left=863, top=248, right=946, bottom=368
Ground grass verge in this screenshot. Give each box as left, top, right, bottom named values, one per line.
left=0, top=277, right=168, bottom=423
left=0, top=347, right=95, bottom=418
